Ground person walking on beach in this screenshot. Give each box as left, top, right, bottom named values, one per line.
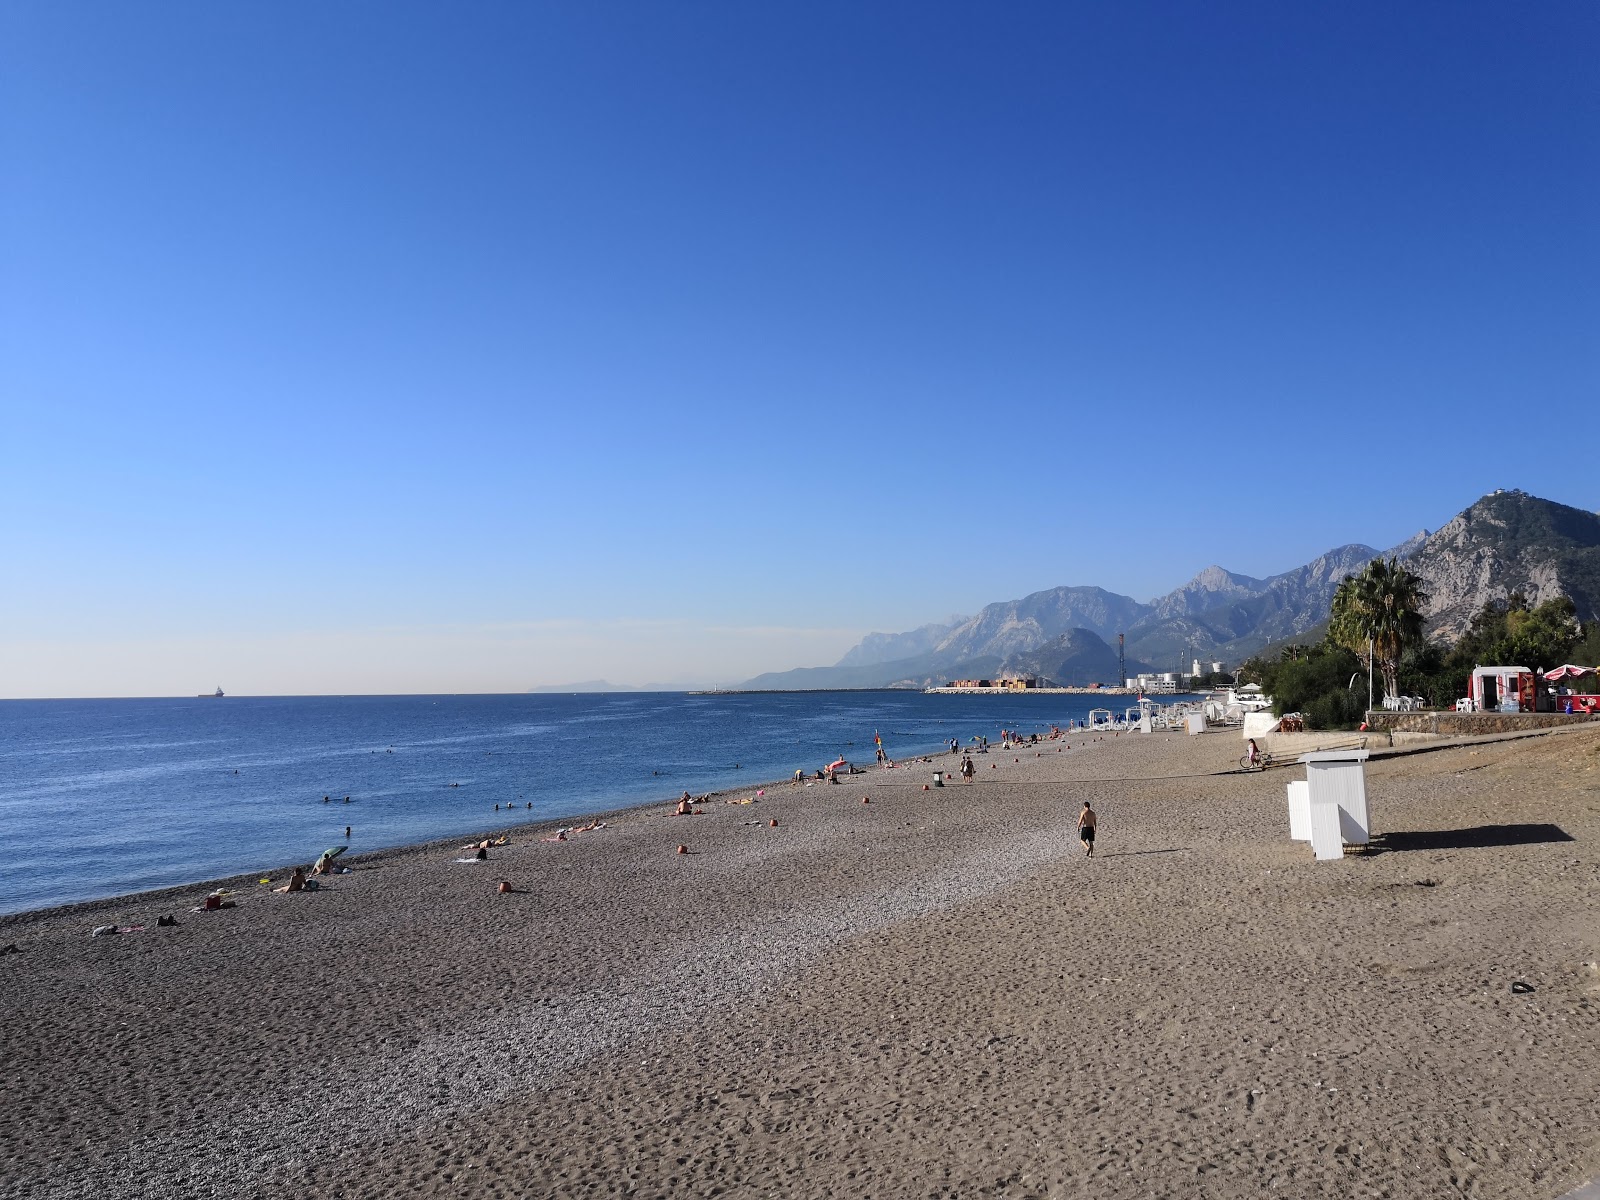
left=960, top=754, right=976, bottom=783
left=1077, top=801, right=1097, bottom=857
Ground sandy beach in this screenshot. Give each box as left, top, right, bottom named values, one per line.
left=3, top=723, right=1599, bottom=1199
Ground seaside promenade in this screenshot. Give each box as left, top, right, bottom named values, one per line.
left=2, top=726, right=1598, bottom=1198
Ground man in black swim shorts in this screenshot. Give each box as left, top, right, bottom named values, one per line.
left=1078, top=801, right=1097, bottom=858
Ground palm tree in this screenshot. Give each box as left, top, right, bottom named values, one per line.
left=1329, top=557, right=1429, bottom=705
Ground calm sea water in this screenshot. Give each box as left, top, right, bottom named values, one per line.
left=0, top=690, right=1158, bottom=915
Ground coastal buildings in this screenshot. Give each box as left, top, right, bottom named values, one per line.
left=942, top=676, right=1041, bottom=691
left=1126, top=671, right=1183, bottom=694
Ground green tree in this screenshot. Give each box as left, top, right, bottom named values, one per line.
left=1328, top=557, right=1430, bottom=705
left=1269, top=641, right=1366, bottom=729
left=1502, top=597, right=1581, bottom=669
left=1451, top=594, right=1581, bottom=671
left=1397, top=640, right=1454, bottom=707
left=1452, top=595, right=1517, bottom=666
left=1569, top=621, right=1600, bottom=671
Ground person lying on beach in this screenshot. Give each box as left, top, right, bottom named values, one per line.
left=274, top=867, right=307, bottom=894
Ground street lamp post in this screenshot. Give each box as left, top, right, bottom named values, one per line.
left=1367, top=635, right=1374, bottom=714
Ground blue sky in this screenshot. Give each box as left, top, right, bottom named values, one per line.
left=3, top=2, right=1596, bottom=696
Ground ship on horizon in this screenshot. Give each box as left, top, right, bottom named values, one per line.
left=199, top=686, right=224, bottom=697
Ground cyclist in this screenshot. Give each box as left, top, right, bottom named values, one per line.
left=1246, top=738, right=1261, bottom=769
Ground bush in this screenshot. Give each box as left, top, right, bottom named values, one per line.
left=1270, top=644, right=1364, bottom=717
left=1304, top=687, right=1369, bottom=730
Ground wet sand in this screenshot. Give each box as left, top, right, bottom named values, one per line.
left=3, top=725, right=1599, bottom=1198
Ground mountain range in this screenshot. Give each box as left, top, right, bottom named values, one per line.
left=1405, top=491, right=1600, bottom=640
left=741, top=491, right=1600, bottom=690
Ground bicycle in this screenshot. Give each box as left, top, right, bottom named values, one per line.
left=1239, top=751, right=1278, bottom=771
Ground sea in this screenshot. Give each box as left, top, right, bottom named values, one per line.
left=0, top=690, right=1158, bottom=916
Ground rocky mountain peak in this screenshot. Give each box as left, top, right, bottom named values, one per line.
left=1407, top=492, right=1600, bottom=640
left=1144, top=565, right=1266, bottom=621
left=1386, top=530, right=1431, bottom=560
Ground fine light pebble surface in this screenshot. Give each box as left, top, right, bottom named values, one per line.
left=3, top=726, right=1600, bottom=1199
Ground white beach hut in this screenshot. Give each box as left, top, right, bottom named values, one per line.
left=1297, top=749, right=1371, bottom=860
left=1286, top=779, right=1311, bottom=842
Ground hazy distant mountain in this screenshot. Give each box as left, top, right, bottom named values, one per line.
left=742, top=654, right=938, bottom=691
left=932, top=586, right=1150, bottom=662
left=1407, top=490, right=1600, bottom=639
left=743, top=587, right=1161, bottom=690
left=1142, top=566, right=1266, bottom=622
left=1124, top=544, right=1382, bottom=666
left=1218, top=542, right=1382, bottom=644
left=1387, top=529, right=1431, bottom=560
left=834, top=617, right=968, bottom=669
left=737, top=491, right=1599, bottom=690
left=998, top=629, right=1153, bottom=687
left=527, top=680, right=639, bottom=693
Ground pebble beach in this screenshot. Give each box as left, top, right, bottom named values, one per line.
left=3, top=724, right=1599, bottom=1199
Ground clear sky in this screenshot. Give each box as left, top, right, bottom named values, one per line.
left=3, top=2, right=1597, bottom=696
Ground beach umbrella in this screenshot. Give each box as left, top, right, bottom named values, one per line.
left=320, top=845, right=347, bottom=860
left=1543, top=665, right=1595, bottom=681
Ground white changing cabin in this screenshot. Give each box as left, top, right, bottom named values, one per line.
left=1296, top=749, right=1371, bottom=860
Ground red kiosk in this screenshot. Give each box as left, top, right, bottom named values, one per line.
left=1543, top=664, right=1600, bottom=714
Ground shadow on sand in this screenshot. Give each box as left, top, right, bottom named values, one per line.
left=1094, top=848, right=1189, bottom=859
left=1373, top=824, right=1573, bottom=853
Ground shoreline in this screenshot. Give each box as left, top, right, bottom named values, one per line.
left=3, top=690, right=1040, bottom=919
left=9, top=715, right=1589, bottom=931
left=0, top=752, right=966, bottom=928
left=5, top=725, right=1598, bottom=1198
